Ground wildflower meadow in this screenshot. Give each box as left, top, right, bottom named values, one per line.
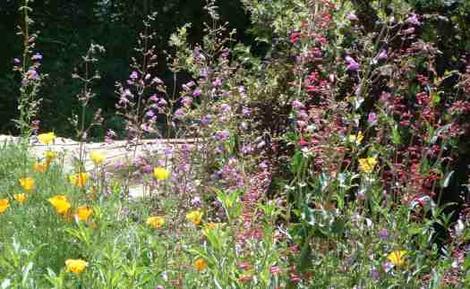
left=0, top=0, right=469, bottom=288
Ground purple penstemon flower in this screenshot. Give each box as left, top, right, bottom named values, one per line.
left=129, top=70, right=139, bottom=80
left=173, top=108, right=185, bottom=119
left=345, top=56, right=360, bottom=71
left=242, top=107, right=252, bottom=117
left=291, top=99, right=305, bottom=110
left=157, top=98, right=168, bottom=107
left=146, top=110, right=155, bottom=118
left=219, top=103, right=231, bottom=113
left=181, top=96, right=193, bottom=107
left=346, top=12, right=358, bottom=21
left=201, top=114, right=212, bottom=126
left=403, top=27, right=415, bottom=35
left=406, top=13, right=421, bottom=26
left=25, top=68, right=39, bottom=80
left=376, top=49, right=388, bottom=61
left=192, top=88, right=202, bottom=97
left=212, top=78, right=222, bottom=87
left=214, top=130, right=230, bottom=141
left=378, top=228, right=389, bottom=240
left=31, top=53, right=43, bottom=61
left=368, top=112, right=378, bottom=125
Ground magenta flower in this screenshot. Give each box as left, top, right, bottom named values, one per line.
left=290, top=31, right=301, bottom=44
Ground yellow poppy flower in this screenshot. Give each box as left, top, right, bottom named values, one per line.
left=89, top=151, right=105, bottom=166
left=65, top=259, right=88, bottom=274
left=387, top=250, right=407, bottom=268
left=186, top=210, right=203, bottom=225
left=358, top=157, right=378, bottom=174
left=0, top=199, right=9, bottom=214
left=38, top=132, right=56, bottom=145
left=75, top=206, right=93, bottom=222
left=146, top=216, right=165, bottom=229
left=194, top=258, right=207, bottom=271
left=33, top=161, right=48, bottom=173
left=44, top=150, right=57, bottom=163
left=69, top=172, right=89, bottom=188
left=153, top=167, right=170, bottom=181
left=19, top=177, right=35, bottom=192
left=48, top=195, right=71, bottom=214
left=13, top=193, right=27, bottom=204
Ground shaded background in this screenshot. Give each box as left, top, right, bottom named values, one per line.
left=0, top=0, right=251, bottom=138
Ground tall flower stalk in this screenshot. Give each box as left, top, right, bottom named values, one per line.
left=70, top=44, right=105, bottom=180
left=115, top=12, right=170, bottom=195
left=14, top=0, right=46, bottom=139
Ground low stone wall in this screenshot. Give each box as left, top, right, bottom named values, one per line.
left=0, top=135, right=196, bottom=197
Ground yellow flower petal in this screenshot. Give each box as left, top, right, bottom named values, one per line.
left=38, top=132, right=56, bottom=145
left=75, top=205, right=93, bottom=222
left=194, top=258, right=207, bottom=271
left=153, top=167, right=170, bottom=181
left=89, top=151, right=105, bottom=166
left=146, top=216, right=165, bottom=229
left=358, top=157, right=378, bottom=174
left=13, top=194, right=27, bottom=204
left=19, top=177, right=35, bottom=192
left=48, top=195, right=71, bottom=215
left=387, top=250, right=407, bottom=267
left=0, top=199, right=9, bottom=214
left=186, top=210, right=203, bottom=225
left=69, top=172, right=89, bottom=188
